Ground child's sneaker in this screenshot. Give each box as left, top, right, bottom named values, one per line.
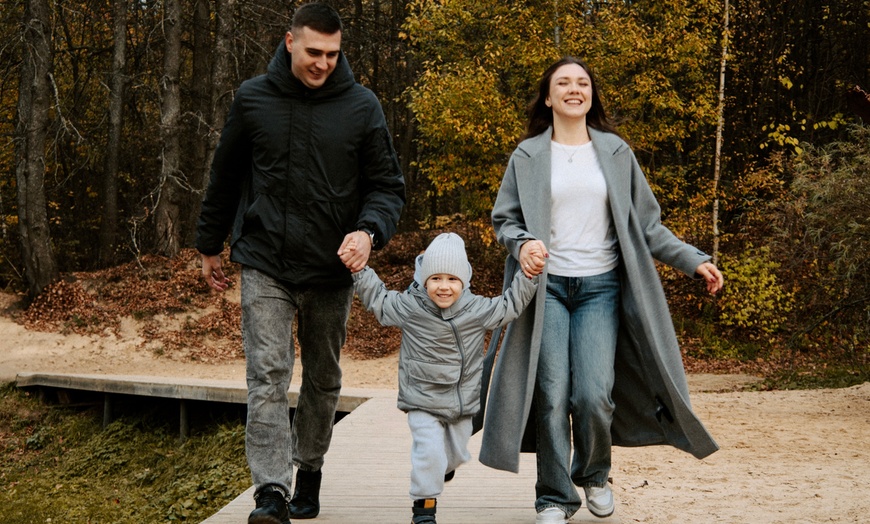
left=583, top=484, right=615, bottom=518
left=411, top=498, right=437, bottom=524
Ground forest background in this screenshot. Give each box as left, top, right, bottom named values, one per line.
left=2, top=0, right=869, bottom=381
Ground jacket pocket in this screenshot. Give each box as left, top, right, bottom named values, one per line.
left=407, top=358, right=461, bottom=386
left=401, top=359, right=461, bottom=415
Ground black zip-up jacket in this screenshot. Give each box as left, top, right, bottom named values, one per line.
left=196, top=41, right=405, bottom=286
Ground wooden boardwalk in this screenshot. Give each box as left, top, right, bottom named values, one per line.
left=14, top=372, right=617, bottom=523
left=202, top=390, right=618, bottom=524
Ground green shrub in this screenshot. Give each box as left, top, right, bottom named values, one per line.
left=718, top=245, right=794, bottom=338
left=761, top=124, right=870, bottom=350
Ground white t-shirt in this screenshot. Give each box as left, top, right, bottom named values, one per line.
left=547, top=140, right=619, bottom=277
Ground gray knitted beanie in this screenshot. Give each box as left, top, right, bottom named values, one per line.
left=420, top=232, right=472, bottom=288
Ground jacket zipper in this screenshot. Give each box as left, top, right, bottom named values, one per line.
left=448, top=319, right=466, bottom=417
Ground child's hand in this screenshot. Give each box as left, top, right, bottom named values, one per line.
left=339, top=237, right=358, bottom=255
left=519, top=240, right=548, bottom=278
left=338, top=231, right=372, bottom=273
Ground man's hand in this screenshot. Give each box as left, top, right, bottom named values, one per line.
left=338, top=231, right=373, bottom=273
left=201, top=254, right=230, bottom=292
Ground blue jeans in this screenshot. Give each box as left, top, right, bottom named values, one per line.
left=534, top=270, right=620, bottom=516
left=241, top=266, right=353, bottom=495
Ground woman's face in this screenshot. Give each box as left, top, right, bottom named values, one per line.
left=546, top=63, right=593, bottom=122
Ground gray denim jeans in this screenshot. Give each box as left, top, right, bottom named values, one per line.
left=241, top=266, right=353, bottom=495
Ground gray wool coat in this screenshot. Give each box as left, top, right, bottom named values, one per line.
left=477, top=127, right=719, bottom=474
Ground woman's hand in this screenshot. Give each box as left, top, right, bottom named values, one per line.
left=696, top=262, right=724, bottom=295
left=519, top=240, right=549, bottom=278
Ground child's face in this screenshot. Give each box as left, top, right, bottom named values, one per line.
left=425, top=273, right=463, bottom=308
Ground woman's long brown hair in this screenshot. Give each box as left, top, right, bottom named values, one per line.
left=522, top=56, right=620, bottom=141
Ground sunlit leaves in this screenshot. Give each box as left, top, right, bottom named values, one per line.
left=562, top=0, right=721, bottom=160
left=404, top=0, right=557, bottom=216
left=409, top=66, right=524, bottom=202
left=718, top=245, right=795, bottom=337
left=406, top=0, right=723, bottom=219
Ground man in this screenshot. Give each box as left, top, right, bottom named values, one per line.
left=195, top=3, right=405, bottom=523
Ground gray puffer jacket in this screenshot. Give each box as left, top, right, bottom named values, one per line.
left=353, top=256, right=537, bottom=421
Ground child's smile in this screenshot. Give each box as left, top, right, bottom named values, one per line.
left=425, top=273, right=463, bottom=308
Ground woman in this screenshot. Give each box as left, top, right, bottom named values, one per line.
left=478, top=57, right=724, bottom=523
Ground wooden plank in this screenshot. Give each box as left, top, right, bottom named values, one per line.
left=13, top=373, right=619, bottom=522
left=203, top=394, right=619, bottom=523
left=14, top=372, right=374, bottom=413
left=16, top=372, right=248, bottom=403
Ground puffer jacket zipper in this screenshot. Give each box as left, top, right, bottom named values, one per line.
left=448, top=318, right=466, bottom=417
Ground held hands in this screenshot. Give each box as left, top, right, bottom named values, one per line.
left=201, top=254, right=230, bottom=292
left=338, top=230, right=373, bottom=273
left=519, top=240, right=548, bottom=278
left=695, top=262, right=724, bottom=295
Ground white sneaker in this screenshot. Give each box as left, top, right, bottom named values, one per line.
left=535, top=506, right=568, bottom=523
left=584, top=484, right=615, bottom=518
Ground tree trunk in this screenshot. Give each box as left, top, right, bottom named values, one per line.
left=182, top=0, right=212, bottom=246
left=99, top=0, right=128, bottom=267
left=155, top=0, right=183, bottom=256
left=204, top=0, right=236, bottom=187
left=711, top=0, right=730, bottom=266
left=15, top=0, right=58, bottom=298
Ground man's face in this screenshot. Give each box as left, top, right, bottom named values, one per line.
left=284, top=26, right=341, bottom=89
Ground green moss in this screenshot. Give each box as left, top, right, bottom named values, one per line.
left=0, top=384, right=249, bottom=522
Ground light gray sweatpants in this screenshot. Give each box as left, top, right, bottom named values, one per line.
left=407, top=410, right=473, bottom=500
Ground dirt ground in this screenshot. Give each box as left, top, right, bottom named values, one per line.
left=2, top=289, right=868, bottom=523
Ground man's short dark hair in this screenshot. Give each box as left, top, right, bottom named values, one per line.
left=291, top=2, right=343, bottom=34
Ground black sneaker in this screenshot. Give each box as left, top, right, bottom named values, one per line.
left=288, top=468, right=322, bottom=519
left=444, top=470, right=455, bottom=482
left=249, top=485, right=291, bottom=524
left=411, top=498, right=437, bottom=524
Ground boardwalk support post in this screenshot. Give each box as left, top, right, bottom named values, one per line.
left=103, top=393, right=113, bottom=428
left=179, top=399, right=189, bottom=442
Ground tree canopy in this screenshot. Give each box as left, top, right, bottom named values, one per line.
left=3, top=0, right=868, bottom=356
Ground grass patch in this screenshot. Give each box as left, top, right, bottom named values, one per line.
left=0, top=383, right=249, bottom=522
left=756, top=362, right=870, bottom=391
left=674, top=314, right=869, bottom=391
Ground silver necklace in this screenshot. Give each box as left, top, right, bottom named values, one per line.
left=567, top=147, right=578, bottom=163
left=556, top=142, right=581, bottom=163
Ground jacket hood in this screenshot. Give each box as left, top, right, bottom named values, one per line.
left=266, top=40, right=356, bottom=99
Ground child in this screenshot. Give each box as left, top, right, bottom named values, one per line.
left=350, top=232, right=538, bottom=524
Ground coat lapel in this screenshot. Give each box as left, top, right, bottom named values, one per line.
left=514, top=133, right=552, bottom=244
left=590, top=128, right=631, bottom=234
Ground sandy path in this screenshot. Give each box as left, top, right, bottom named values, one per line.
left=612, top=383, right=869, bottom=523
left=2, top=296, right=868, bottom=523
